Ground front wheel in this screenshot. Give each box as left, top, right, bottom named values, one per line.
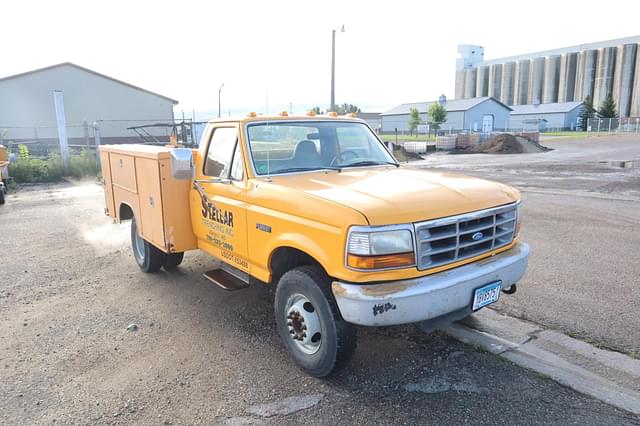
left=275, top=266, right=357, bottom=377
left=131, top=217, right=165, bottom=273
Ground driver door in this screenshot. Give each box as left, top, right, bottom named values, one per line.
left=190, top=124, right=249, bottom=272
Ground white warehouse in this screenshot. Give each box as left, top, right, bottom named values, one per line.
left=509, top=102, right=584, bottom=131
left=381, top=97, right=512, bottom=133
left=0, top=62, right=178, bottom=145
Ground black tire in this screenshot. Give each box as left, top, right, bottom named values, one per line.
left=130, top=217, right=165, bottom=273
left=163, top=252, right=184, bottom=271
left=0, top=188, right=4, bottom=205
left=275, top=265, right=357, bottom=377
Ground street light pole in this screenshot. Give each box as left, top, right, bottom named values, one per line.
left=218, top=83, right=224, bottom=118
left=330, top=25, right=344, bottom=112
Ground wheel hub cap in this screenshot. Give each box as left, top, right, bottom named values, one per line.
left=285, top=295, right=322, bottom=355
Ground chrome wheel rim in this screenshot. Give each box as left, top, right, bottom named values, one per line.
left=285, top=294, right=322, bottom=355
left=133, top=227, right=145, bottom=261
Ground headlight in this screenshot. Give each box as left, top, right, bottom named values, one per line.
left=346, top=228, right=415, bottom=270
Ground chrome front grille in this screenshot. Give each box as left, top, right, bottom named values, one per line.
left=414, top=203, right=517, bottom=270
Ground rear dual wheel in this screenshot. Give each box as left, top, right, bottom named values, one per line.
left=130, top=217, right=184, bottom=272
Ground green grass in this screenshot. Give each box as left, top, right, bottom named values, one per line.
left=379, top=134, right=436, bottom=142
left=541, top=131, right=590, bottom=137
left=8, top=145, right=99, bottom=183
left=585, top=338, right=607, bottom=350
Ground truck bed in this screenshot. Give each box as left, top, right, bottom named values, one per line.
left=99, top=144, right=197, bottom=253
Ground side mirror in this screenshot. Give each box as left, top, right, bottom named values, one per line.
left=170, top=148, right=193, bottom=180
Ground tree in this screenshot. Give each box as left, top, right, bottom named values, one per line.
left=427, top=102, right=447, bottom=136
left=597, top=93, right=617, bottom=119
left=335, top=103, right=361, bottom=115
left=578, top=95, right=595, bottom=131
left=407, top=108, right=423, bottom=135
left=310, top=106, right=324, bottom=115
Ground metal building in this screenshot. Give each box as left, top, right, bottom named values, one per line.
left=455, top=35, right=640, bottom=117
left=381, top=97, right=512, bottom=133
left=0, top=62, right=178, bottom=145
left=510, top=102, right=584, bottom=130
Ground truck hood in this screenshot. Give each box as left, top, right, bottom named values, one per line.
left=268, top=166, right=520, bottom=225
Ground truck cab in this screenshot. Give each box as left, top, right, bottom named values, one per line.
left=99, top=113, right=529, bottom=376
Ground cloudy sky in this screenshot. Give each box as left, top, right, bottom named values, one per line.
left=2, top=0, right=639, bottom=118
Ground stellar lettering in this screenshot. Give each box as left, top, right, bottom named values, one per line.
left=201, top=194, right=234, bottom=227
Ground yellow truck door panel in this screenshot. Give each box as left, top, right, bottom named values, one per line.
left=191, top=182, right=249, bottom=271
left=191, top=123, right=249, bottom=271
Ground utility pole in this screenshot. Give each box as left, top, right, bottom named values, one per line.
left=330, top=25, right=345, bottom=112
left=218, top=83, right=224, bottom=118
left=53, top=90, right=70, bottom=170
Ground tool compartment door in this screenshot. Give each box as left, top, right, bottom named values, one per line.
left=135, top=157, right=165, bottom=250
left=109, top=154, right=137, bottom=192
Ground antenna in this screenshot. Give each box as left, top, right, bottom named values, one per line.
left=266, top=149, right=271, bottom=182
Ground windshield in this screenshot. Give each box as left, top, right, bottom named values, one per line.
left=246, top=121, right=396, bottom=175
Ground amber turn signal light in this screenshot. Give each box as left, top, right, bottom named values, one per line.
left=347, top=252, right=415, bottom=270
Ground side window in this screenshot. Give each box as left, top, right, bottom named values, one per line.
left=230, top=143, right=244, bottom=181
left=204, top=127, right=237, bottom=177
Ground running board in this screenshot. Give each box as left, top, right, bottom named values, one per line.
left=203, top=269, right=250, bottom=291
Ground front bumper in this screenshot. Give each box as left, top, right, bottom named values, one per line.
left=332, top=243, right=529, bottom=326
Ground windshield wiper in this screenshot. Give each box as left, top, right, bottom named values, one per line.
left=272, top=166, right=341, bottom=174
left=342, top=160, right=400, bottom=168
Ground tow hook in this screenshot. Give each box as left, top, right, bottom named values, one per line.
left=502, top=284, right=517, bottom=294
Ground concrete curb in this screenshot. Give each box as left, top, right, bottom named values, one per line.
left=443, top=309, right=640, bottom=416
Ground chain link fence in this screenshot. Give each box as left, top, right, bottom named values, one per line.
left=585, top=117, right=640, bottom=135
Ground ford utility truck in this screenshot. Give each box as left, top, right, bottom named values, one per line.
left=99, top=113, right=529, bottom=377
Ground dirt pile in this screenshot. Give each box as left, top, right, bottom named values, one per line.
left=473, top=134, right=551, bottom=154
left=393, top=143, right=423, bottom=161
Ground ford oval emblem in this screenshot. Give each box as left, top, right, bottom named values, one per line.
left=472, top=231, right=484, bottom=241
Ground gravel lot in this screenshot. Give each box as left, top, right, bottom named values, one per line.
left=1, top=135, right=639, bottom=424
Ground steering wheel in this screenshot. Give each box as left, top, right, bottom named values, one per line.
left=330, top=150, right=359, bottom=167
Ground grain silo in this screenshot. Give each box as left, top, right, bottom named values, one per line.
left=543, top=55, right=560, bottom=103
left=513, top=60, right=530, bottom=105
left=558, top=52, right=578, bottom=102
left=593, top=46, right=617, bottom=107
left=500, top=61, right=516, bottom=105
left=612, top=44, right=637, bottom=117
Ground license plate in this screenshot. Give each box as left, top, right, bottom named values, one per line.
left=472, top=281, right=502, bottom=311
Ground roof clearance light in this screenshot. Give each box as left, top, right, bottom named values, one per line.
left=279, top=111, right=289, bottom=116
left=247, top=112, right=257, bottom=117
left=327, top=111, right=338, bottom=117
left=306, top=110, right=317, bottom=116
left=346, top=112, right=357, bottom=118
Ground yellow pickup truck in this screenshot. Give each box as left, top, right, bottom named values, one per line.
left=99, top=113, right=529, bottom=376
